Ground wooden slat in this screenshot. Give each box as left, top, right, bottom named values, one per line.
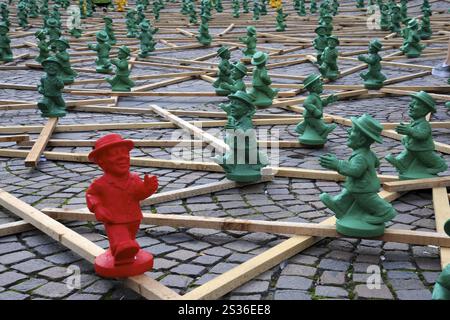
left=432, top=187, right=450, bottom=269
left=384, top=176, right=450, bottom=192
left=24, top=117, right=58, bottom=167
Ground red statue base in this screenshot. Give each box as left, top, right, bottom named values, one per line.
left=95, top=249, right=154, bottom=278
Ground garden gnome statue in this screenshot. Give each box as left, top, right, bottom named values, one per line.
left=196, top=14, right=212, bottom=46
left=432, top=219, right=450, bottom=300
left=358, top=39, right=386, bottom=89
left=295, top=74, right=337, bottom=146
left=213, top=91, right=268, bottom=182
left=400, top=18, right=426, bottom=58
left=319, top=35, right=340, bottom=81
left=275, top=6, right=288, bottom=32
left=46, top=18, right=61, bottom=42
left=242, top=0, right=249, bottom=13
left=138, top=20, right=156, bottom=58
left=88, top=31, right=112, bottom=74
left=313, top=25, right=327, bottom=65
left=239, top=26, right=257, bottom=58
left=379, top=4, right=390, bottom=31
left=389, top=5, right=402, bottom=33
left=136, top=4, right=146, bottom=24
left=86, top=133, right=158, bottom=278
left=215, top=0, right=224, bottom=12
left=0, top=22, right=13, bottom=62
left=249, top=51, right=278, bottom=108
left=260, top=0, right=268, bottom=15
left=188, top=2, right=197, bottom=24
left=103, top=16, right=117, bottom=45
left=35, top=29, right=50, bottom=64
left=319, top=114, right=397, bottom=237
left=420, top=7, right=432, bottom=40
left=310, top=0, right=317, bottom=13
left=17, top=3, right=29, bottom=30
left=213, top=46, right=233, bottom=96
left=52, top=38, right=77, bottom=85
left=298, top=0, right=306, bottom=15
left=126, top=10, right=138, bottom=38
left=69, top=16, right=82, bottom=38
left=0, top=3, right=9, bottom=28
left=253, top=0, right=260, bottom=20
left=37, top=57, right=66, bottom=118
left=106, top=46, right=135, bottom=91
left=221, top=62, right=247, bottom=93
left=320, top=14, right=333, bottom=36
left=385, top=91, right=447, bottom=179
left=232, top=0, right=240, bottom=18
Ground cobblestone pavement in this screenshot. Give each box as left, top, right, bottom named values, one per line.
left=0, top=0, right=448, bottom=300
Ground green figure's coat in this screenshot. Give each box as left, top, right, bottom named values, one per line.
left=0, top=22, right=13, bottom=62
left=248, top=51, right=278, bottom=108
left=52, top=38, right=77, bottom=85
left=37, top=57, right=66, bottom=118
left=295, top=74, right=337, bottom=146
left=358, top=39, right=386, bottom=90
left=220, top=62, right=247, bottom=94
left=385, top=91, right=447, bottom=180
left=88, top=31, right=112, bottom=74
left=106, top=46, right=135, bottom=92
left=319, top=35, right=340, bottom=81
left=239, top=26, right=257, bottom=58
left=138, top=21, right=156, bottom=58
left=213, top=91, right=268, bottom=182
left=319, top=114, right=397, bottom=237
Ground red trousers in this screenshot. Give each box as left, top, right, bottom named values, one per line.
left=104, top=222, right=140, bottom=265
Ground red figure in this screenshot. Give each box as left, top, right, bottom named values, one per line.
left=86, top=133, right=158, bottom=278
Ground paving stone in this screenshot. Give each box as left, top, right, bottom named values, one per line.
left=319, top=271, right=346, bottom=285
left=154, top=258, right=179, bottom=270
left=38, top=266, right=71, bottom=280
left=318, top=259, right=350, bottom=271
left=325, top=250, right=354, bottom=261
left=315, top=286, right=348, bottom=298
left=23, top=234, right=55, bottom=248
left=382, top=261, right=415, bottom=270
left=160, top=275, right=193, bottom=289
left=0, top=271, right=28, bottom=287
left=67, top=293, right=102, bottom=300
left=396, top=289, right=432, bottom=300
left=178, top=241, right=211, bottom=251
left=234, top=280, right=270, bottom=294
left=45, top=251, right=81, bottom=265
left=165, top=250, right=198, bottom=261
left=0, top=250, right=36, bottom=265
left=415, top=258, right=441, bottom=271
left=11, top=278, right=48, bottom=292
left=229, top=294, right=262, bottom=300
left=281, top=264, right=317, bottom=277
left=0, top=242, right=26, bottom=255
left=210, top=262, right=239, bottom=274
left=146, top=243, right=178, bottom=255
left=383, top=242, right=409, bottom=251
left=273, top=290, right=311, bottom=300
left=390, top=279, right=427, bottom=291
left=354, top=284, right=394, bottom=300
left=0, top=291, right=28, bottom=300
left=192, top=255, right=222, bottom=266
left=387, top=271, right=420, bottom=280
left=84, top=280, right=115, bottom=294
left=223, top=240, right=260, bottom=253
left=352, top=273, right=370, bottom=283
left=33, top=281, right=74, bottom=298
left=171, top=264, right=206, bottom=276
left=12, top=259, right=53, bottom=273
left=276, top=276, right=313, bottom=290
left=289, top=255, right=318, bottom=266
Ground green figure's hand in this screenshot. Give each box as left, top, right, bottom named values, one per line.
left=325, top=95, right=337, bottom=105
left=396, top=123, right=411, bottom=135
left=319, top=153, right=339, bottom=170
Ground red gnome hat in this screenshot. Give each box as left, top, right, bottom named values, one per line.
left=88, top=133, right=134, bottom=163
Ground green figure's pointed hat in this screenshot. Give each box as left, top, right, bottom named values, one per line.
left=303, top=73, right=321, bottom=89
left=351, top=114, right=383, bottom=143
left=41, top=56, right=62, bottom=68
left=228, top=90, right=254, bottom=107
left=217, top=45, right=229, bottom=57
left=411, top=91, right=436, bottom=113
left=234, top=62, right=248, bottom=75
left=96, top=30, right=109, bottom=41
left=369, top=39, right=383, bottom=51
left=251, top=51, right=268, bottom=65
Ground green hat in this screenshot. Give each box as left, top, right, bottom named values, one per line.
left=247, top=26, right=256, bottom=34
left=351, top=114, right=383, bottom=143
left=140, top=21, right=149, bottom=29
left=328, top=35, right=339, bottom=45
left=41, top=56, right=61, bottom=68
left=228, top=90, right=254, bottom=107
left=411, top=91, right=436, bottom=113
left=369, top=39, right=382, bottom=51
left=137, top=4, right=144, bottom=10
left=47, top=18, right=58, bottom=27
left=0, top=22, right=8, bottom=31
left=52, top=38, right=70, bottom=49
left=104, top=16, right=112, bottom=23
left=234, top=62, right=248, bottom=74
left=118, top=45, right=131, bottom=56
left=303, top=73, right=321, bottom=89
left=251, top=51, right=268, bottom=66
left=217, top=46, right=229, bottom=57
left=315, top=25, right=326, bottom=33
left=96, top=30, right=109, bottom=41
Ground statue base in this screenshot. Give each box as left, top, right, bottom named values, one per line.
left=335, top=204, right=386, bottom=238
left=94, top=248, right=153, bottom=278
left=298, top=125, right=327, bottom=147
left=387, top=156, right=441, bottom=180
left=363, top=80, right=384, bottom=90
left=432, top=283, right=450, bottom=300
left=96, top=66, right=112, bottom=74
left=215, top=88, right=231, bottom=96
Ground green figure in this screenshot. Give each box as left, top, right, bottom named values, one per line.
left=400, top=19, right=426, bottom=58
left=330, top=0, right=339, bottom=15
left=358, top=39, right=386, bottom=90
left=432, top=219, right=450, bottom=300
left=319, top=114, right=397, bottom=237
left=86, top=0, right=93, bottom=17
left=181, top=0, right=189, bottom=13
left=126, top=10, right=138, bottom=38
left=260, top=0, right=267, bottom=15
left=294, top=0, right=300, bottom=11
left=138, top=21, right=156, bottom=58
left=27, top=0, right=39, bottom=18
left=421, top=0, right=430, bottom=12
left=46, top=18, right=61, bottom=42
left=249, top=51, right=278, bottom=108
left=152, top=0, right=161, bottom=22
left=295, top=74, right=337, bottom=146
left=88, top=31, right=112, bottom=74
left=298, top=0, right=306, bottom=16
left=213, top=46, right=233, bottom=96
left=379, top=4, right=390, bottom=31
left=419, top=8, right=432, bottom=40
left=69, top=16, right=82, bottom=38
left=389, top=5, right=402, bottom=33
left=275, top=7, right=288, bottom=32
left=239, top=26, right=257, bottom=58
left=136, top=5, right=146, bottom=25
left=106, top=46, right=135, bottom=92
left=221, top=62, right=247, bottom=93
left=313, top=25, right=327, bottom=65
left=320, top=14, right=333, bottom=36
left=242, top=0, right=249, bottom=13
left=50, top=4, right=61, bottom=27
left=51, top=38, right=77, bottom=85
left=0, top=3, right=10, bottom=28
left=17, top=3, right=29, bottom=30
left=37, top=57, right=66, bottom=118
left=35, top=29, right=50, bottom=64
left=232, top=0, right=240, bottom=18
left=356, top=0, right=364, bottom=9
left=0, top=22, right=12, bottom=62
left=385, top=91, right=447, bottom=180
left=103, top=17, right=117, bottom=46
left=215, top=0, right=224, bottom=12
left=310, top=0, right=317, bottom=13
left=400, top=0, right=408, bottom=20
left=188, top=2, right=197, bottom=24
left=213, top=90, right=268, bottom=182
left=253, top=1, right=260, bottom=20
left=79, top=0, right=86, bottom=19
left=196, top=14, right=212, bottom=46
left=319, top=35, right=340, bottom=81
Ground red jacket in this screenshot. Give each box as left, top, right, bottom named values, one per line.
left=86, top=173, right=156, bottom=224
